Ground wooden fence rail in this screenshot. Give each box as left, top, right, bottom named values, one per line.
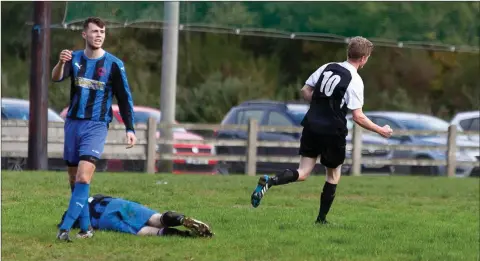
left=1, top=119, right=479, bottom=177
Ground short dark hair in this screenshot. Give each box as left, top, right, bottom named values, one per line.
left=347, top=36, right=374, bottom=60
left=83, top=17, right=106, bottom=31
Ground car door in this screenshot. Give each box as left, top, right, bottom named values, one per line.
left=224, top=109, right=267, bottom=173
left=264, top=110, right=298, bottom=156
left=261, top=110, right=300, bottom=173
left=460, top=117, right=479, bottom=142
left=370, top=116, right=412, bottom=172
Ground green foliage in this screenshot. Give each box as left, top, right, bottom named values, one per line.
left=177, top=71, right=276, bottom=123
left=63, top=2, right=480, bottom=46
left=1, top=2, right=479, bottom=123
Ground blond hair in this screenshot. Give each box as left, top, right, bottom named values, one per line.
left=347, top=36, right=374, bottom=60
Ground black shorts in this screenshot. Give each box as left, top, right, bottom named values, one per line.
left=299, top=128, right=346, bottom=169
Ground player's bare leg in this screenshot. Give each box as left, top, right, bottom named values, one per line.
left=316, top=165, right=342, bottom=224
left=57, top=160, right=96, bottom=241
left=147, top=213, right=164, bottom=228
left=68, top=167, right=77, bottom=192
left=137, top=226, right=194, bottom=237
left=296, top=156, right=318, bottom=181
left=251, top=156, right=317, bottom=208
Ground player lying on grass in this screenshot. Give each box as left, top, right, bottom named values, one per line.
left=58, top=194, right=213, bottom=242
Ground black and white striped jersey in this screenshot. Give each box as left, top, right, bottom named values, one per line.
left=301, top=61, right=364, bottom=136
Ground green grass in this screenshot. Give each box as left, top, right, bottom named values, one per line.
left=1, top=171, right=479, bottom=261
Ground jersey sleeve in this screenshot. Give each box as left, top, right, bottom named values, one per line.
left=304, top=63, right=328, bottom=88
left=111, top=61, right=135, bottom=133
left=53, top=61, right=72, bottom=82
left=345, top=78, right=364, bottom=110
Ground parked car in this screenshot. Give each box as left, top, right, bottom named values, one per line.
left=60, top=105, right=218, bottom=174
left=1, top=98, right=68, bottom=171
left=215, top=100, right=393, bottom=175
left=355, top=111, right=480, bottom=176
left=450, top=110, right=479, bottom=143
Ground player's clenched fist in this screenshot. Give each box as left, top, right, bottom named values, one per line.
left=380, top=125, right=393, bottom=138
left=59, top=49, right=72, bottom=64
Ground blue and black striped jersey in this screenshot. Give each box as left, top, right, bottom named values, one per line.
left=54, top=50, right=135, bottom=132
left=87, top=194, right=114, bottom=229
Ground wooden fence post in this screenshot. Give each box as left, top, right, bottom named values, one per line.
left=351, top=123, right=363, bottom=176
left=446, top=125, right=457, bottom=177
left=245, top=119, right=258, bottom=176
left=158, top=122, right=174, bottom=173
left=145, top=117, right=157, bottom=174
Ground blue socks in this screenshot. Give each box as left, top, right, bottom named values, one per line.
left=78, top=197, right=91, bottom=231
left=60, top=182, right=90, bottom=231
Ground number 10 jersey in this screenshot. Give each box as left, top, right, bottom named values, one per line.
left=301, top=61, right=364, bottom=136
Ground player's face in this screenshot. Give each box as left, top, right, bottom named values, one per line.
left=82, top=23, right=105, bottom=50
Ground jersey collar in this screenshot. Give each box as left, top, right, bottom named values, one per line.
left=343, top=61, right=358, bottom=71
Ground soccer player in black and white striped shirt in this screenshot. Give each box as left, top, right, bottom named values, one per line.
left=250, top=36, right=393, bottom=224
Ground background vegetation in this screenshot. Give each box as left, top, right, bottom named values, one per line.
left=2, top=2, right=479, bottom=123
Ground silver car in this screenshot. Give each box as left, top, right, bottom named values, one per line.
left=350, top=111, right=479, bottom=176
left=450, top=111, right=479, bottom=143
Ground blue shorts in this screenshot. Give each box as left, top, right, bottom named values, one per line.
left=63, top=118, right=108, bottom=165
left=97, top=199, right=157, bottom=235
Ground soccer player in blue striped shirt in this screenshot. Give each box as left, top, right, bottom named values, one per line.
left=51, top=17, right=137, bottom=242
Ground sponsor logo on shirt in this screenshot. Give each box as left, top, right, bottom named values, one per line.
left=75, top=77, right=106, bottom=91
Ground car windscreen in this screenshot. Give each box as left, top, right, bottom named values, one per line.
left=133, top=110, right=186, bottom=133
left=286, top=104, right=309, bottom=125
left=1, top=103, right=64, bottom=122
left=398, top=117, right=450, bottom=131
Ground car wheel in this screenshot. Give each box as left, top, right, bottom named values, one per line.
left=411, top=156, right=438, bottom=176
left=96, top=159, right=108, bottom=172
left=214, top=162, right=230, bottom=175
left=124, top=160, right=146, bottom=172
left=5, top=157, right=27, bottom=171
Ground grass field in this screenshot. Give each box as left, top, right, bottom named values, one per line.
left=1, top=171, right=479, bottom=261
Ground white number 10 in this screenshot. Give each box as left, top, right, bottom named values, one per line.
left=319, top=71, right=341, bottom=96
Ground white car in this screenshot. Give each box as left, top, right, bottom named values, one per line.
left=451, top=111, right=479, bottom=143
left=450, top=111, right=480, bottom=177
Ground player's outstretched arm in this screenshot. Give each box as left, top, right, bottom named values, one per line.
left=346, top=79, right=392, bottom=138
left=111, top=61, right=137, bottom=147
left=351, top=108, right=392, bottom=138
left=52, top=50, right=72, bottom=82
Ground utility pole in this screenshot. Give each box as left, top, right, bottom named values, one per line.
left=159, top=1, right=179, bottom=173
left=28, top=1, right=51, bottom=170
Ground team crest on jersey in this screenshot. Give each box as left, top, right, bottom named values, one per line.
left=75, top=77, right=106, bottom=91
left=97, top=67, right=107, bottom=77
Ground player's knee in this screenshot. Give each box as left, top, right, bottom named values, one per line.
left=75, top=156, right=99, bottom=183
left=326, top=166, right=342, bottom=184
left=297, top=169, right=311, bottom=181
left=79, top=155, right=99, bottom=166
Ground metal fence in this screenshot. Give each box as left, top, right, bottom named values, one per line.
left=2, top=119, right=479, bottom=176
